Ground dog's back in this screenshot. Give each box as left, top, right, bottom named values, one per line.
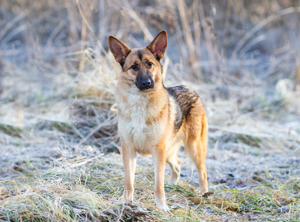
left=167, top=85, right=200, bottom=131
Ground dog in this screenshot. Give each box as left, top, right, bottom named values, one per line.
left=108, top=31, right=208, bottom=211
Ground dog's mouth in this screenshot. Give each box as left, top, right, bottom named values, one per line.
left=135, top=78, right=155, bottom=91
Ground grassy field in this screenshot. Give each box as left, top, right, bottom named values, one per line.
left=0, top=0, right=300, bottom=221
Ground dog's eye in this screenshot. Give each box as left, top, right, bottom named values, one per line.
left=147, top=62, right=153, bottom=68
left=131, top=65, right=138, bottom=71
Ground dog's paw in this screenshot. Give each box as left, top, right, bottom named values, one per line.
left=156, top=202, right=170, bottom=212
left=123, top=191, right=134, bottom=201
left=202, top=191, right=214, bottom=198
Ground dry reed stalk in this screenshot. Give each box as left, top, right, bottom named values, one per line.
left=197, top=0, right=219, bottom=79
left=77, top=1, right=91, bottom=71
left=296, top=54, right=300, bottom=91
left=192, top=0, right=201, bottom=62
left=177, top=0, right=196, bottom=64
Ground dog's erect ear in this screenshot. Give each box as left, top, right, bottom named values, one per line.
left=108, top=36, right=131, bottom=66
left=147, top=31, right=168, bottom=60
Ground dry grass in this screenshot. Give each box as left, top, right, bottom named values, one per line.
left=0, top=152, right=299, bottom=221
left=1, top=0, right=300, bottom=221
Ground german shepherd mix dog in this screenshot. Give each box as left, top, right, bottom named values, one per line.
left=108, top=31, right=208, bottom=211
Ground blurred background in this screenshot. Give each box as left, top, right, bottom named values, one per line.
left=0, top=1, right=299, bottom=220
left=1, top=0, right=300, bottom=163
left=1, top=0, right=299, bottom=147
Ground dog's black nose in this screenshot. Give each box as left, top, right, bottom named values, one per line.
left=142, top=78, right=151, bottom=87
left=136, top=75, right=154, bottom=90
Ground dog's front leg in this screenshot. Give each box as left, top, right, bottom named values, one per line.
left=152, top=143, right=169, bottom=211
left=121, top=141, right=137, bottom=201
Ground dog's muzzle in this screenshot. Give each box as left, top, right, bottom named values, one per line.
left=136, top=77, right=155, bottom=90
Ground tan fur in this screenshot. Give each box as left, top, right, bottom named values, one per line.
left=109, top=31, right=208, bottom=211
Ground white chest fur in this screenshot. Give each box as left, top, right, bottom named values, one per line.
left=117, top=90, right=164, bottom=153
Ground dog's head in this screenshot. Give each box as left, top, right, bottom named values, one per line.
left=108, top=31, right=168, bottom=91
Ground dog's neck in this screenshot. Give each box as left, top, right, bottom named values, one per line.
left=116, top=79, right=167, bottom=111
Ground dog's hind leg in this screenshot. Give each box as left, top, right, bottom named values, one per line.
left=167, top=152, right=181, bottom=185
left=121, top=141, right=137, bottom=201
left=184, top=110, right=208, bottom=194
left=185, top=137, right=208, bottom=193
